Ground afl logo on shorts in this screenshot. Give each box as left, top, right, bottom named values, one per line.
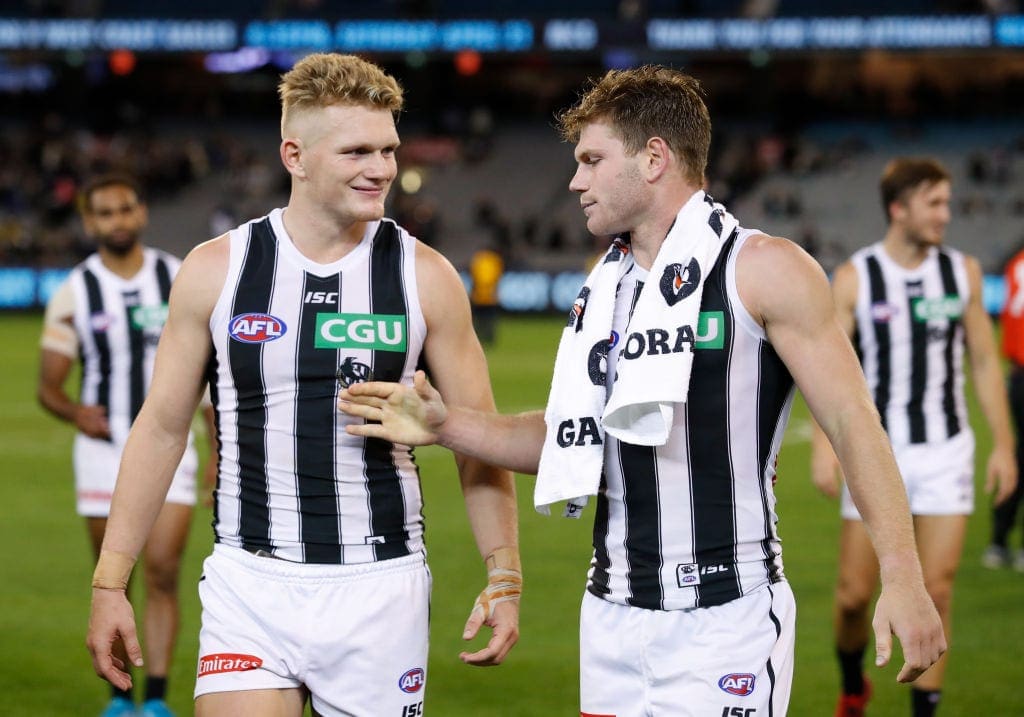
left=229, top=313, right=287, bottom=343
left=398, top=667, right=425, bottom=693
left=718, top=673, right=756, bottom=696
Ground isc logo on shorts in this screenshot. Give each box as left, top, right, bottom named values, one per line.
left=398, top=667, right=425, bottom=693
left=718, top=673, right=756, bottom=696
left=229, top=313, right=287, bottom=343
left=197, top=652, right=263, bottom=677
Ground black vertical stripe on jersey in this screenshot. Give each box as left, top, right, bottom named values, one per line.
left=122, top=290, right=145, bottom=423
left=365, top=222, right=412, bottom=561
left=937, top=251, right=962, bottom=439
left=228, top=218, right=276, bottom=552
left=865, top=257, right=891, bottom=431
left=686, top=245, right=742, bottom=608
left=905, top=279, right=928, bottom=443
left=295, top=273, right=343, bottom=563
left=205, top=350, right=223, bottom=542
left=588, top=473, right=612, bottom=598
left=619, top=442, right=663, bottom=609
left=82, top=269, right=112, bottom=429
left=154, top=255, right=173, bottom=301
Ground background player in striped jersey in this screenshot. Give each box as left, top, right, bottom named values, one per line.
left=85, top=54, right=520, bottom=717
left=339, top=66, right=945, bottom=716
left=811, top=157, right=1017, bottom=717
left=38, top=174, right=217, bottom=717
left=981, top=245, right=1024, bottom=571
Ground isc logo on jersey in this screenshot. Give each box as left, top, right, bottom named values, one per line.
left=718, top=673, right=756, bottom=696
left=398, top=667, right=425, bottom=693
left=229, top=313, right=287, bottom=343
left=315, top=313, right=407, bottom=351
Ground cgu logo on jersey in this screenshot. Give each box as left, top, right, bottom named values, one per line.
left=660, top=258, right=701, bottom=306
left=719, top=673, right=756, bottom=696
left=398, top=667, right=425, bottom=694
left=197, top=652, right=263, bottom=677
left=229, top=313, right=287, bottom=343
left=315, top=313, right=406, bottom=352
left=618, top=311, right=726, bottom=361
left=911, top=295, right=963, bottom=322
left=130, top=304, right=169, bottom=331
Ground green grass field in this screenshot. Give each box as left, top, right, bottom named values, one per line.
left=1, top=312, right=1021, bottom=716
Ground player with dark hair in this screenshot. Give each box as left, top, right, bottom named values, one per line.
left=39, top=174, right=216, bottom=717
left=812, top=157, right=1016, bottom=716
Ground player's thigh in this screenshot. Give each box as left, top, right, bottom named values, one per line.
left=85, top=516, right=107, bottom=556
left=195, top=686, right=306, bottom=717
left=835, top=519, right=880, bottom=605
left=305, top=558, right=431, bottom=717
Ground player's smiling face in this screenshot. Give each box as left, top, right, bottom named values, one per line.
left=569, top=120, right=648, bottom=239
left=289, top=103, right=399, bottom=225
left=895, top=179, right=951, bottom=248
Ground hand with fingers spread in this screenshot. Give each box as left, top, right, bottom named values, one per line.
left=338, top=370, right=447, bottom=446
left=872, top=574, right=946, bottom=683
left=459, top=546, right=521, bottom=667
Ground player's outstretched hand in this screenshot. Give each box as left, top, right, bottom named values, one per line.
left=86, top=588, right=143, bottom=690
left=872, top=577, right=946, bottom=683
left=338, top=370, right=446, bottom=446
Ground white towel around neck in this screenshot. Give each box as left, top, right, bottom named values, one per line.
left=534, top=190, right=738, bottom=516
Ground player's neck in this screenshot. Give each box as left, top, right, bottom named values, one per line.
left=281, top=203, right=368, bottom=264
left=881, top=232, right=932, bottom=270
left=98, top=243, right=145, bottom=279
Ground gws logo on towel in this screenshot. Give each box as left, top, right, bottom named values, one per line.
left=659, top=258, right=701, bottom=306
left=315, top=313, right=406, bottom=351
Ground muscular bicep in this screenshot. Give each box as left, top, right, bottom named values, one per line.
left=738, top=236, right=873, bottom=435
left=418, top=245, right=496, bottom=411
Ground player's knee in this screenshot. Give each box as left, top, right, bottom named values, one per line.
left=924, top=579, right=954, bottom=617
left=144, top=558, right=181, bottom=596
left=835, top=580, right=872, bottom=615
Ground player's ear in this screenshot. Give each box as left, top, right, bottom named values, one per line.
left=280, top=137, right=305, bottom=178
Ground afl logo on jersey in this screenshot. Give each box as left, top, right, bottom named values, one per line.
left=398, top=667, right=425, bottom=693
left=229, top=313, right=287, bottom=343
left=718, top=673, right=756, bottom=696
left=870, top=302, right=899, bottom=323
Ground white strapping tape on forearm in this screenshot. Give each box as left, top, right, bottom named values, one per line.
left=472, top=547, right=522, bottom=620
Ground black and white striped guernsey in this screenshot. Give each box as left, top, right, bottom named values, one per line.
left=208, top=208, right=427, bottom=564
left=66, top=248, right=178, bottom=445
left=850, top=243, right=969, bottom=447
left=593, top=228, right=795, bottom=611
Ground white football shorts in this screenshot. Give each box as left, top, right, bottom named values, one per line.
left=73, top=432, right=197, bottom=517
left=841, top=428, right=975, bottom=519
left=579, top=582, right=796, bottom=717
left=195, top=544, right=431, bottom=717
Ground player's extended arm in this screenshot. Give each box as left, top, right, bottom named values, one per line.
left=340, top=373, right=546, bottom=475
left=86, top=236, right=227, bottom=690
left=415, top=243, right=521, bottom=666
left=962, top=256, right=1017, bottom=504
left=808, top=261, right=858, bottom=498
left=737, top=234, right=945, bottom=683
